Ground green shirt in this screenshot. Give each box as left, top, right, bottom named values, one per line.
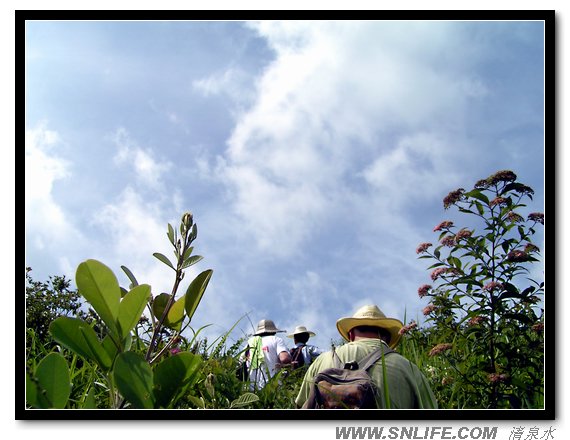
left=295, top=338, right=438, bottom=409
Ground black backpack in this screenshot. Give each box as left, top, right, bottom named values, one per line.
left=302, top=345, right=395, bottom=409
left=290, top=344, right=306, bottom=369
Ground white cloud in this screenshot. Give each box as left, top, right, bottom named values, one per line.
left=25, top=124, right=84, bottom=255
left=216, top=21, right=484, bottom=258
left=112, top=127, right=172, bottom=190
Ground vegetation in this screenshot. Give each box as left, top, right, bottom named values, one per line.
left=25, top=170, right=544, bottom=410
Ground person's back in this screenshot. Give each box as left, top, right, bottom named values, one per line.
left=295, top=304, right=437, bottom=409
left=295, top=338, right=436, bottom=408
left=287, top=325, right=322, bottom=368
left=246, top=319, right=291, bottom=390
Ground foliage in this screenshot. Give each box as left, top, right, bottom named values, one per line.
left=406, top=170, right=544, bottom=409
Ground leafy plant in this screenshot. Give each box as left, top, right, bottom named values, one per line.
left=407, top=170, right=544, bottom=409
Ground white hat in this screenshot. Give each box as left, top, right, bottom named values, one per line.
left=253, top=319, right=285, bottom=335
left=286, top=325, right=316, bottom=338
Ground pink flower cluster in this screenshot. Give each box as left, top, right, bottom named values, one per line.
left=416, top=242, right=433, bottom=254
left=507, top=250, right=530, bottom=262
left=528, top=212, right=545, bottom=225
left=418, top=284, right=431, bottom=298
left=443, top=188, right=465, bottom=209
left=532, top=322, right=544, bottom=333
left=399, top=321, right=417, bottom=335
left=455, top=228, right=472, bottom=241
left=433, top=220, right=454, bottom=232
left=429, top=343, right=452, bottom=357
left=507, top=211, right=524, bottom=223
left=440, top=235, right=456, bottom=247
left=483, top=281, right=503, bottom=292
left=430, top=267, right=448, bottom=281
left=467, top=316, right=485, bottom=327
left=490, top=197, right=507, bottom=207
left=488, top=373, right=508, bottom=384
left=422, top=304, right=436, bottom=316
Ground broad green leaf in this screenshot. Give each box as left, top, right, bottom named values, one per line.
left=76, top=259, right=120, bottom=335
left=153, top=252, right=176, bottom=270
left=121, top=265, right=139, bottom=288
left=166, top=294, right=186, bottom=331
left=185, top=269, right=213, bottom=321
left=102, top=334, right=119, bottom=360
left=152, top=292, right=171, bottom=321
left=113, top=352, right=154, bottom=409
left=153, top=352, right=203, bottom=408
left=34, top=352, right=71, bottom=409
left=464, top=189, right=490, bottom=205
left=50, top=317, right=113, bottom=371
left=230, top=392, right=260, bottom=408
left=79, top=327, right=113, bottom=371
left=118, top=284, right=151, bottom=340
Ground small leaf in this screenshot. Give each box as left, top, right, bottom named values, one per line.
left=152, top=293, right=171, bottom=322
left=49, top=317, right=102, bottom=366
left=185, top=269, right=213, bottom=321
left=167, top=223, right=175, bottom=246
left=76, top=260, right=120, bottom=335
left=153, top=252, right=176, bottom=270
left=113, top=352, right=154, bottom=409
left=181, top=255, right=203, bottom=270
left=166, top=294, right=186, bottom=331
left=34, top=352, right=71, bottom=409
left=121, top=265, right=139, bottom=288
left=118, top=284, right=151, bottom=340
left=230, top=392, right=260, bottom=408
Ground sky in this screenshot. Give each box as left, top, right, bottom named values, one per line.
left=24, top=17, right=546, bottom=355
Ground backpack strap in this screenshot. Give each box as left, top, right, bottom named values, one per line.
left=356, top=343, right=395, bottom=371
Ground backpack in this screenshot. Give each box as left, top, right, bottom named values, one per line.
left=302, top=345, right=395, bottom=409
left=290, top=345, right=306, bottom=369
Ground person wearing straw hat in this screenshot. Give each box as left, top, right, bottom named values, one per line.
left=287, top=325, right=323, bottom=368
left=245, top=319, right=292, bottom=390
left=295, top=304, right=437, bottom=409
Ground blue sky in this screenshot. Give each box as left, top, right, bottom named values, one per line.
left=25, top=19, right=545, bottom=351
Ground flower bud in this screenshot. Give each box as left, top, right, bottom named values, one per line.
left=182, top=212, right=194, bottom=229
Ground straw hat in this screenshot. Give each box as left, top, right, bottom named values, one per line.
left=253, top=319, right=285, bottom=335
left=286, top=325, right=316, bottom=338
left=336, top=304, right=404, bottom=348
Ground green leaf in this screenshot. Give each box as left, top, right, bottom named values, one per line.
left=153, top=252, right=176, bottom=270
left=464, top=189, right=490, bottom=205
left=185, top=269, right=213, bottom=321
left=153, top=352, right=203, bottom=408
left=82, top=386, right=97, bottom=409
left=167, top=223, right=175, bottom=246
left=49, top=317, right=113, bottom=370
left=118, top=284, right=151, bottom=340
left=166, top=294, right=186, bottom=331
left=34, top=352, right=71, bottom=409
left=152, top=292, right=171, bottom=322
left=230, top=392, right=260, bottom=408
left=181, top=255, right=203, bottom=270
left=76, top=259, right=120, bottom=335
left=121, top=265, right=139, bottom=288
left=113, top=352, right=154, bottom=409
left=26, top=372, right=40, bottom=408
left=79, top=327, right=113, bottom=371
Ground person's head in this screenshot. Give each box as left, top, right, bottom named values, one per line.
left=253, top=319, right=285, bottom=337
left=336, top=304, right=404, bottom=348
left=287, top=325, right=316, bottom=345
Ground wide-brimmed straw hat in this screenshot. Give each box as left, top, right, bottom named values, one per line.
left=253, top=319, right=285, bottom=335
left=336, top=304, right=404, bottom=348
left=286, top=325, right=316, bottom=338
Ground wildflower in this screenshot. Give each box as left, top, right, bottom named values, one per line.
left=430, top=267, right=447, bottom=281
left=488, top=373, right=508, bottom=384
left=416, top=242, right=433, bottom=254
left=440, top=235, right=456, bottom=247
left=528, top=212, right=545, bottom=225
left=514, top=184, right=534, bottom=196
left=399, top=321, right=417, bottom=335
left=532, top=322, right=544, bottom=333
left=490, top=197, right=507, bottom=207
left=170, top=347, right=182, bottom=355
left=418, top=284, right=431, bottom=298
left=483, top=281, right=503, bottom=292
left=488, top=170, right=517, bottom=185
left=507, top=250, right=530, bottom=262
left=524, top=243, right=540, bottom=253
left=433, top=220, right=454, bottom=232
left=507, top=211, right=524, bottom=223
left=455, top=228, right=472, bottom=241
left=441, top=376, right=454, bottom=386
left=474, top=179, right=490, bottom=189
left=422, top=304, right=437, bottom=316
left=443, top=188, right=465, bottom=209
left=467, top=316, right=485, bottom=326
left=429, top=343, right=452, bottom=357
